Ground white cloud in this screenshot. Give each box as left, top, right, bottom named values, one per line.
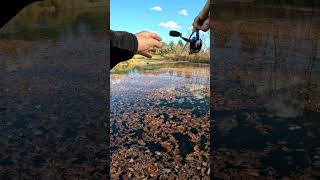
left=178, top=9, right=188, bottom=16
left=151, top=6, right=162, bottom=11
left=159, top=21, right=182, bottom=30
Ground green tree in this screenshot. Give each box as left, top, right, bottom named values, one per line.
left=169, top=41, right=176, bottom=53
left=159, top=42, right=169, bottom=56
left=177, top=40, right=184, bottom=47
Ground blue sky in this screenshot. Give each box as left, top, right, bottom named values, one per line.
left=110, top=0, right=209, bottom=47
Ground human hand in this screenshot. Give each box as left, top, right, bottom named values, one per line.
left=192, top=14, right=210, bottom=32
left=135, top=31, right=163, bottom=58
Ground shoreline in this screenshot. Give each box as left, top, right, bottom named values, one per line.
left=128, top=55, right=210, bottom=64
left=114, top=58, right=210, bottom=67
left=111, top=58, right=210, bottom=74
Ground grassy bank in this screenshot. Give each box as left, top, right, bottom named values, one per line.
left=112, top=53, right=210, bottom=74
left=158, top=40, right=210, bottom=64
left=164, top=52, right=210, bottom=64
left=117, top=52, right=210, bottom=67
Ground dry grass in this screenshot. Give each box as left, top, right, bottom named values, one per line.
left=164, top=51, right=210, bottom=64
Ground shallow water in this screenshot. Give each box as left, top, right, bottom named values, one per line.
left=110, top=62, right=210, bottom=178
left=212, top=2, right=320, bottom=179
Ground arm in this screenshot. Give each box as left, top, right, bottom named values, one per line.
left=110, top=30, right=138, bottom=69
left=0, top=0, right=43, bottom=28
left=110, top=30, right=162, bottom=69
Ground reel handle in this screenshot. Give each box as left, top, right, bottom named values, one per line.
left=169, top=30, right=182, bottom=37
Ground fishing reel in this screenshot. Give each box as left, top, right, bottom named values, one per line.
left=169, top=30, right=202, bottom=54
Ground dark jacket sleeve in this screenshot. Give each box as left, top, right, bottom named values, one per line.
left=110, top=30, right=138, bottom=69
left=0, top=0, right=43, bottom=28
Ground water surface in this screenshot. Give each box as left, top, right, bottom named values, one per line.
left=0, top=4, right=108, bottom=179
left=212, top=2, right=320, bottom=179
left=110, top=62, right=210, bottom=179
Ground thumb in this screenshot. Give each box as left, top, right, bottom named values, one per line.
left=139, top=51, right=152, bottom=59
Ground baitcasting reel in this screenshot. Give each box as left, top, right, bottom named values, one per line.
left=169, top=30, right=202, bottom=54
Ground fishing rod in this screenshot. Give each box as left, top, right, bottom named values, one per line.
left=198, top=0, right=210, bottom=26
left=168, top=0, right=209, bottom=55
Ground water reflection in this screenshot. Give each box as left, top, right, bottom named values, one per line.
left=0, top=5, right=108, bottom=179
left=0, top=3, right=106, bottom=41
left=212, top=3, right=320, bottom=179
left=110, top=62, right=210, bottom=178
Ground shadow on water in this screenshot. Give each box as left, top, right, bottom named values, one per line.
left=157, top=96, right=209, bottom=118
left=172, top=133, right=195, bottom=161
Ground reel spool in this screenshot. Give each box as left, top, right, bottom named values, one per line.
left=169, top=30, right=202, bottom=55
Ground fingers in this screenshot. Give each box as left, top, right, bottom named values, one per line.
left=150, top=39, right=162, bottom=48
left=139, top=51, right=152, bottom=58
left=200, top=18, right=210, bottom=32
left=139, top=31, right=162, bottom=41
left=150, top=33, right=162, bottom=41
left=193, top=13, right=209, bottom=31
left=148, top=48, right=156, bottom=52
left=192, top=19, right=197, bottom=32
left=136, top=31, right=162, bottom=57
left=192, top=16, right=203, bottom=32
left=140, top=43, right=158, bottom=58
left=139, top=31, right=162, bottom=46
left=139, top=47, right=156, bottom=59
left=193, top=16, right=200, bottom=25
